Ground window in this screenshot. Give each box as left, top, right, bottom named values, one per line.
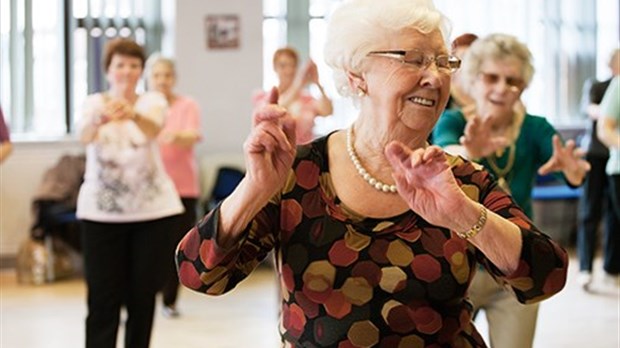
left=0, top=0, right=162, bottom=137
left=262, top=0, right=288, bottom=90
left=308, top=0, right=357, bottom=135
left=262, top=0, right=354, bottom=137
left=72, top=0, right=162, bottom=131
left=433, top=0, right=609, bottom=124
left=1, top=0, right=65, bottom=136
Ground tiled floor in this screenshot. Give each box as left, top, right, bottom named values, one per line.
left=0, top=251, right=618, bottom=348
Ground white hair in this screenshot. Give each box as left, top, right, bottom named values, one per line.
left=144, top=52, right=176, bottom=79
left=461, top=33, right=535, bottom=88
left=324, top=0, right=451, bottom=98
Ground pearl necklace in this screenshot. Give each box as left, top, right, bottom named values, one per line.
left=346, top=127, right=398, bottom=193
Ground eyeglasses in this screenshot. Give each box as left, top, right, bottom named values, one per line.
left=367, top=49, right=461, bottom=73
left=479, top=72, right=525, bottom=90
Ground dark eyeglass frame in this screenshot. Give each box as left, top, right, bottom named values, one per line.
left=367, top=49, right=461, bottom=73
left=478, top=71, right=526, bottom=90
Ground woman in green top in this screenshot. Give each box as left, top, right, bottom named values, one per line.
left=433, top=33, right=590, bottom=348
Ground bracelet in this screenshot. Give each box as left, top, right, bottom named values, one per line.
left=456, top=205, right=488, bottom=239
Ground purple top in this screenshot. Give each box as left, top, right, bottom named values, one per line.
left=0, top=107, right=10, bottom=142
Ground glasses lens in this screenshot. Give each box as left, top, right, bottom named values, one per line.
left=435, top=56, right=449, bottom=69
left=436, top=56, right=460, bottom=71
left=403, top=50, right=427, bottom=68
left=506, top=77, right=525, bottom=89
left=447, top=56, right=461, bottom=70
left=481, top=72, right=525, bottom=89
left=481, top=72, right=500, bottom=84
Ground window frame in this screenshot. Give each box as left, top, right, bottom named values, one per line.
left=0, top=0, right=162, bottom=137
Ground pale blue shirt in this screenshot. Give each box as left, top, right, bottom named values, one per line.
left=600, top=76, right=620, bottom=175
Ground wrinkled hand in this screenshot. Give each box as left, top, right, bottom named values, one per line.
left=538, top=134, right=591, bottom=184
left=302, top=60, right=319, bottom=85
left=460, top=116, right=509, bottom=159
left=385, top=141, right=470, bottom=228
left=243, top=87, right=297, bottom=199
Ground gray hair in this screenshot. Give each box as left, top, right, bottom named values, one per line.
left=323, top=0, right=451, bottom=98
left=144, top=52, right=176, bottom=79
left=461, top=33, right=535, bottom=88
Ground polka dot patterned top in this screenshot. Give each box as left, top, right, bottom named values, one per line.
left=176, top=134, right=568, bottom=348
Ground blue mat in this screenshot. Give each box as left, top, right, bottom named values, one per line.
left=531, top=185, right=582, bottom=200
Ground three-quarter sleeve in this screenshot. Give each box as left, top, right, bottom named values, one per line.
left=472, top=167, right=568, bottom=304
left=77, top=94, right=105, bottom=136
left=176, top=199, right=280, bottom=295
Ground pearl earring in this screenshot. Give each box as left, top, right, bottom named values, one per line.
left=357, top=87, right=366, bottom=97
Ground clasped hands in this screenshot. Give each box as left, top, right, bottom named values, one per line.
left=95, top=99, right=136, bottom=126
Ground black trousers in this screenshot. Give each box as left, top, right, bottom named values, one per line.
left=81, top=215, right=177, bottom=348
left=578, top=155, right=609, bottom=272
left=161, top=198, right=198, bottom=307
left=577, top=154, right=620, bottom=275
left=605, top=174, right=620, bottom=274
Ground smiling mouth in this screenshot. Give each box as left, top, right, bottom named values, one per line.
left=409, top=96, right=435, bottom=107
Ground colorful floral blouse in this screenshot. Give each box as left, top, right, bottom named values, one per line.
left=176, top=134, right=568, bottom=348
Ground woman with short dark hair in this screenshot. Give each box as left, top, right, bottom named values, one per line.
left=77, top=38, right=183, bottom=348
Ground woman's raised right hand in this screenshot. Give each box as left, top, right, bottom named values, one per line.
left=243, top=87, right=297, bottom=201
left=459, top=116, right=509, bottom=159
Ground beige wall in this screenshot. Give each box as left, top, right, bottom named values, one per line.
left=174, top=0, right=262, bottom=156
left=0, top=0, right=263, bottom=256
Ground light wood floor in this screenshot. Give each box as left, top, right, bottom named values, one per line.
left=0, top=252, right=618, bottom=348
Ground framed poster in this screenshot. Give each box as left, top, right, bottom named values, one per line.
left=205, top=14, right=240, bottom=49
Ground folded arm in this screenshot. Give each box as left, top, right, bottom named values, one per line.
left=385, top=144, right=568, bottom=303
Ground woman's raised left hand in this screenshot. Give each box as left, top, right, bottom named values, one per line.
left=385, top=141, right=472, bottom=228
left=538, top=134, right=590, bottom=186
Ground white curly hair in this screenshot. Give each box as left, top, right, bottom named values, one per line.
left=323, top=0, right=451, bottom=99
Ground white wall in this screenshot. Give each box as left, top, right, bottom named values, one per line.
left=174, top=0, right=263, bottom=156
left=0, top=0, right=263, bottom=256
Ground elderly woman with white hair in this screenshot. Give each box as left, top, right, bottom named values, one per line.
left=433, top=33, right=590, bottom=348
left=176, top=1, right=568, bottom=346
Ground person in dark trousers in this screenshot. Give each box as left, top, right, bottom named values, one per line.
left=577, top=48, right=619, bottom=291
left=76, top=38, right=183, bottom=348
